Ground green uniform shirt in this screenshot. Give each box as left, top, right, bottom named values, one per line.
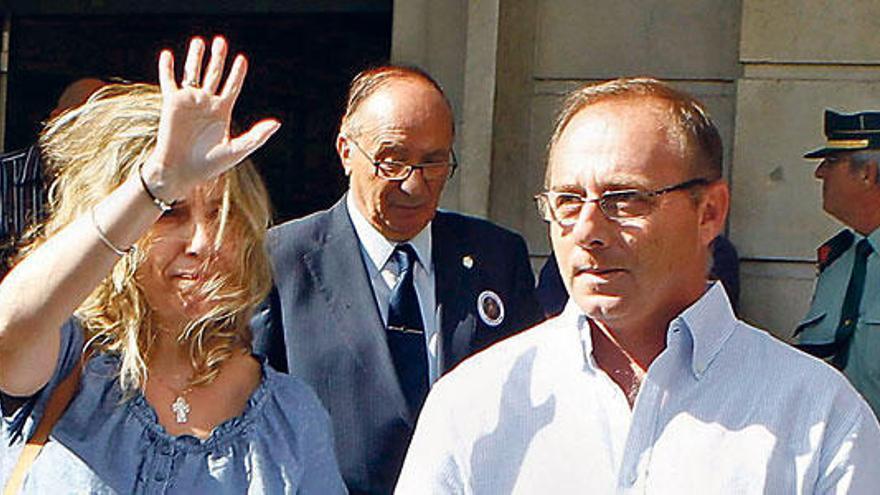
left=797, top=228, right=880, bottom=417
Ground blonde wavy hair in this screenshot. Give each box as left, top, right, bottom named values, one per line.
left=16, top=83, right=272, bottom=393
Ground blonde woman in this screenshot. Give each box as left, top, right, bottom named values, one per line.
left=0, top=37, right=345, bottom=493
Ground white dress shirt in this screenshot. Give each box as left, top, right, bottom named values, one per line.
left=397, top=282, right=880, bottom=494
left=346, top=193, right=441, bottom=384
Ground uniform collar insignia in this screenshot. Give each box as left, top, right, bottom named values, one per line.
left=817, top=230, right=855, bottom=272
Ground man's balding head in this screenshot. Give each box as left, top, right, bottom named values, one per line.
left=546, top=77, right=723, bottom=188
left=340, top=66, right=454, bottom=138
left=49, top=78, right=108, bottom=119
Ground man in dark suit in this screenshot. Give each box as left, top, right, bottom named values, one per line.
left=252, top=66, right=542, bottom=494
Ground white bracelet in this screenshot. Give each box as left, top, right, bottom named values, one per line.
left=90, top=207, right=135, bottom=257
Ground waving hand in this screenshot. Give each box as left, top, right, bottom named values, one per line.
left=145, top=36, right=280, bottom=202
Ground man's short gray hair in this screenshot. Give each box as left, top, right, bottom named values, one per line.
left=849, top=150, right=880, bottom=183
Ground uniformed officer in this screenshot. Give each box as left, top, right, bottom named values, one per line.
left=796, top=109, right=880, bottom=417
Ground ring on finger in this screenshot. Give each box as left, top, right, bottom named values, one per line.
left=184, top=79, right=200, bottom=89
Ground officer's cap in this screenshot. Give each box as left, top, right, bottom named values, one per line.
left=804, top=109, right=880, bottom=159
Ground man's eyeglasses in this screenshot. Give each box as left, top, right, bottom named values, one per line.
left=345, top=135, right=457, bottom=182
left=534, top=177, right=712, bottom=226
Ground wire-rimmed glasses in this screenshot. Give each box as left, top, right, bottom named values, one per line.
left=534, top=177, right=712, bottom=227
left=345, top=135, right=457, bottom=182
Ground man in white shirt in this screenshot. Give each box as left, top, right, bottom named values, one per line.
left=397, top=78, right=880, bottom=494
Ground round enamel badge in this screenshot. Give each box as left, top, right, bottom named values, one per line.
left=477, top=290, right=505, bottom=327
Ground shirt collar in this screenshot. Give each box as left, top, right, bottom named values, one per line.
left=346, top=192, right=433, bottom=273
left=569, top=281, right=738, bottom=380
left=864, top=227, right=880, bottom=253
left=560, top=298, right=596, bottom=372
left=674, top=281, right=738, bottom=379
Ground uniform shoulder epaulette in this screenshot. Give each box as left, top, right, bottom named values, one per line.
left=817, top=230, right=854, bottom=272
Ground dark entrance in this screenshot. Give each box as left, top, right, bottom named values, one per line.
left=2, top=3, right=392, bottom=225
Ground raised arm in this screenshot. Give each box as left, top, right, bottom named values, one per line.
left=0, top=36, right=280, bottom=397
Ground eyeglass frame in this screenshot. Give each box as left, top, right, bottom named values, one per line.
left=343, top=133, right=458, bottom=182
left=534, top=177, right=713, bottom=226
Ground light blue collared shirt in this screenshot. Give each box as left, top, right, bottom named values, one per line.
left=399, top=282, right=880, bottom=493
left=346, top=193, right=440, bottom=385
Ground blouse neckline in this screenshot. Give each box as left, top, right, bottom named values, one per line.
left=91, top=353, right=274, bottom=453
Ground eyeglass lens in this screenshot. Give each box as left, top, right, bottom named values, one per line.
left=544, top=191, right=654, bottom=223
left=376, top=161, right=452, bottom=181
left=538, top=178, right=709, bottom=225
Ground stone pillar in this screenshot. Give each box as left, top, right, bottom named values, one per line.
left=391, top=0, right=471, bottom=213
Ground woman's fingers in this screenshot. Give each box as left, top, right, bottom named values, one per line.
left=201, top=36, right=228, bottom=94
left=157, top=50, right=177, bottom=94
left=219, top=55, right=247, bottom=104
left=182, top=37, right=206, bottom=88
left=153, top=36, right=279, bottom=183
left=222, top=119, right=281, bottom=167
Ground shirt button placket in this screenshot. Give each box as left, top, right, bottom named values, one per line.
left=620, top=354, right=670, bottom=494
left=150, top=443, right=174, bottom=493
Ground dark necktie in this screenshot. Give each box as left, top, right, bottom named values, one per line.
left=385, top=243, right=429, bottom=414
left=832, top=238, right=873, bottom=369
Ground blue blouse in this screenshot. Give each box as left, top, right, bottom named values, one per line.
left=1, top=319, right=347, bottom=494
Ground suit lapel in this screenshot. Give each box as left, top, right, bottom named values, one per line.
left=302, top=198, right=412, bottom=422
left=433, top=213, right=477, bottom=373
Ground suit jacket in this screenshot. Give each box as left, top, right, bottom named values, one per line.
left=251, top=197, right=542, bottom=494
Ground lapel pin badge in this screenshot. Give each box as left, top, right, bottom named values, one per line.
left=462, top=255, right=474, bottom=269
left=477, top=290, right=505, bottom=327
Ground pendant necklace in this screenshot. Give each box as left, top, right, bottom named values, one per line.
left=170, top=389, right=194, bottom=424
left=153, top=376, right=195, bottom=424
